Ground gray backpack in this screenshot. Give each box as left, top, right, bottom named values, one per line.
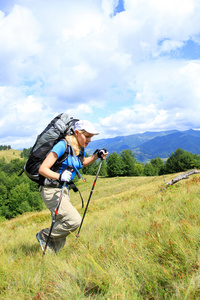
left=23, top=113, right=79, bottom=183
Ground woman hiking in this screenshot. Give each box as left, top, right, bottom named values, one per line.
left=36, top=120, right=108, bottom=253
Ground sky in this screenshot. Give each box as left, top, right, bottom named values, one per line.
left=0, top=0, right=200, bottom=149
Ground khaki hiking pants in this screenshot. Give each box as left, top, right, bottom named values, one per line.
left=39, top=186, right=81, bottom=249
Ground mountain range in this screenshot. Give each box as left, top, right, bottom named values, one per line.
left=87, top=129, right=200, bottom=162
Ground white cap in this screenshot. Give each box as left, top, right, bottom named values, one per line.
left=74, top=120, right=99, bottom=135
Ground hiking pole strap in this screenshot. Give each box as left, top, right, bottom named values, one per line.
left=69, top=181, right=84, bottom=208
left=76, top=159, right=103, bottom=237
left=42, top=181, right=67, bottom=256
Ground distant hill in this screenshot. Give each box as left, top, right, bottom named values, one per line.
left=87, top=129, right=200, bottom=162
left=7, top=129, right=200, bottom=164
left=87, top=130, right=177, bottom=154
left=0, top=149, right=23, bottom=163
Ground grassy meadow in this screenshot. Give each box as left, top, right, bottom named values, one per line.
left=0, top=149, right=23, bottom=163
left=0, top=172, right=200, bottom=299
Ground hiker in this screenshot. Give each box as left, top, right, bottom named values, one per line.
left=36, top=120, right=108, bottom=253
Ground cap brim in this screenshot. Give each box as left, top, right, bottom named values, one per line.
left=85, top=131, right=99, bottom=135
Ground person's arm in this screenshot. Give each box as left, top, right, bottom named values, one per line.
left=82, top=153, right=98, bottom=167
left=39, top=152, right=60, bottom=180
left=82, top=149, right=108, bottom=167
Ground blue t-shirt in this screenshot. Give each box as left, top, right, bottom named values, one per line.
left=51, top=140, right=84, bottom=182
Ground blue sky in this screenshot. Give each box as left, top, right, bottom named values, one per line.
left=0, top=0, right=200, bottom=149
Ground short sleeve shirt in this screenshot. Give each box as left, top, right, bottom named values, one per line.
left=51, top=140, right=85, bottom=181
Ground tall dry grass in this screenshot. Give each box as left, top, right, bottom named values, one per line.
left=0, top=149, right=23, bottom=163
left=0, top=173, right=200, bottom=299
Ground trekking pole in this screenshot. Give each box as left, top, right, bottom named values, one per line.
left=42, top=181, right=67, bottom=257
left=76, top=159, right=103, bottom=238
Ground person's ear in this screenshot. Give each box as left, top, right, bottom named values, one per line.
left=74, top=130, right=79, bottom=137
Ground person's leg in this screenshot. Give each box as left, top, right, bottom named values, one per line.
left=37, top=186, right=81, bottom=252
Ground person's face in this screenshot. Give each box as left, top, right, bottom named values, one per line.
left=75, top=130, right=94, bottom=148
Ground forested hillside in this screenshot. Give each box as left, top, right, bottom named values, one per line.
left=0, top=147, right=200, bottom=220
left=0, top=157, right=44, bottom=221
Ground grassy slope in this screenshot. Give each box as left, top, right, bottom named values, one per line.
left=1, top=173, right=200, bottom=299
left=0, top=149, right=23, bottom=163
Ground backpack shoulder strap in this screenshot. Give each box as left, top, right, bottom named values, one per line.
left=56, top=139, right=70, bottom=163
left=78, top=147, right=85, bottom=164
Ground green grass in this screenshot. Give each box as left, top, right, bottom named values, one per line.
left=0, top=149, right=23, bottom=162
left=1, top=173, right=200, bottom=299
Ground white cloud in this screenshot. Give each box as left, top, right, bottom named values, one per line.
left=0, top=0, right=200, bottom=149
left=0, top=86, right=53, bottom=145
left=0, top=5, right=40, bottom=54
left=0, top=5, right=41, bottom=85
left=99, top=58, right=200, bottom=137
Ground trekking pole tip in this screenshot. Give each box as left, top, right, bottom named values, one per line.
left=76, top=234, right=80, bottom=238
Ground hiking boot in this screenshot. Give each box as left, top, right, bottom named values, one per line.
left=36, top=232, right=55, bottom=254
left=46, top=237, right=66, bottom=253
left=53, top=238, right=66, bottom=252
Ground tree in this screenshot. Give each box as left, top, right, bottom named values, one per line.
left=120, top=149, right=137, bottom=176
left=150, top=157, right=164, bottom=175
left=143, top=163, right=155, bottom=176
left=0, top=145, right=11, bottom=150
left=2, top=158, right=25, bottom=174
left=164, top=148, right=199, bottom=174
left=21, top=147, right=32, bottom=158
left=133, top=163, right=144, bottom=176
left=99, top=160, right=107, bottom=176
left=192, top=154, right=200, bottom=169
left=7, top=182, right=43, bottom=218
left=0, top=170, right=43, bottom=219
left=107, top=152, right=123, bottom=177
left=0, top=183, right=8, bottom=214
left=8, top=183, right=32, bottom=218
left=0, top=158, right=6, bottom=171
